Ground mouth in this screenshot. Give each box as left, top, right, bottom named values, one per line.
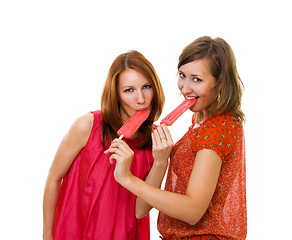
left=137, top=106, right=152, bottom=112
left=185, top=96, right=199, bottom=100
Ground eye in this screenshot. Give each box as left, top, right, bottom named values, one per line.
left=193, top=77, right=201, bottom=82
left=143, top=84, right=152, bottom=89
left=124, top=88, right=133, bottom=93
left=179, top=72, right=186, bottom=78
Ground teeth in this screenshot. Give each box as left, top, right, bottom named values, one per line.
left=185, top=96, right=198, bottom=100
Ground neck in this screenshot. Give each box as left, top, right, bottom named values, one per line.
left=197, top=110, right=212, bottom=123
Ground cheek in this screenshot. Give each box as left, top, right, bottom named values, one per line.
left=145, top=89, right=154, bottom=102
left=198, top=85, right=215, bottom=97
left=118, top=94, right=126, bottom=104
left=209, top=87, right=217, bottom=99
left=204, top=88, right=217, bottom=106
left=119, top=94, right=132, bottom=107
left=177, top=80, right=183, bottom=91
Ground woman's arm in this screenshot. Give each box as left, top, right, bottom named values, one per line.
left=104, top=124, right=173, bottom=218
left=114, top=146, right=222, bottom=225
left=43, top=113, right=93, bottom=239
left=134, top=124, right=173, bottom=218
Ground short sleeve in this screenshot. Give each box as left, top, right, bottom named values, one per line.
left=191, top=114, right=237, bottom=162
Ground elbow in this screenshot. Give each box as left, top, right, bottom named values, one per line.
left=183, top=211, right=204, bottom=226
left=135, top=210, right=148, bottom=219
left=185, top=217, right=200, bottom=226
left=135, top=212, right=148, bottom=219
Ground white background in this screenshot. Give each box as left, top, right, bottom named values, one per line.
left=1, top=0, right=291, bottom=239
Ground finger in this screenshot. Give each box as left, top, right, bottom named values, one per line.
left=152, top=127, right=163, bottom=144
left=107, top=140, right=128, bottom=152
left=109, top=154, right=119, bottom=164
left=109, top=155, right=114, bottom=164
left=151, top=131, right=158, bottom=148
left=156, top=125, right=168, bottom=142
left=109, top=150, right=126, bottom=163
left=104, top=143, right=119, bottom=154
left=111, top=139, right=131, bottom=151
left=160, top=124, right=173, bottom=143
left=105, top=140, right=121, bottom=151
left=104, top=147, right=124, bottom=157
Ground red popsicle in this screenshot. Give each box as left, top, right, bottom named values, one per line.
left=160, top=98, right=197, bottom=126
left=117, top=109, right=151, bottom=139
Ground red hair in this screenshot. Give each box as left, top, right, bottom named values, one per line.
left=101, top=50, right=165, bottom=148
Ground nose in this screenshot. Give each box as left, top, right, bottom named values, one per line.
left=136, top=90, right=146, bottom=104
left=180, top=79, right=192, bottom=95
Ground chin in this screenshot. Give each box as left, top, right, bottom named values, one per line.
left=189, top=106, right=197, bottom=113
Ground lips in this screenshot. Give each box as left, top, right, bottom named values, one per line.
left=137, top=107, right=151, bottom=111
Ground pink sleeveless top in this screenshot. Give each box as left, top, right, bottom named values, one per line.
left=53, top=110, right=153, bottom=240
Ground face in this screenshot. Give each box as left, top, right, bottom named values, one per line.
left=178, top=59, right=217, bottom=116
left=118, top=68, right=153, bottom=122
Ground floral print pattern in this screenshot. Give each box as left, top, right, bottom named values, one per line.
left=158, top=112, right=247, bottom=240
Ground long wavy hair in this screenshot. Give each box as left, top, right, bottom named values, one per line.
left=178, top=36, right=245, bottom=123
left=101, top=50, right=165, bottom=148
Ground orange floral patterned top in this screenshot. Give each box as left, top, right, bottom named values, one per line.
left=158, top=112, right=247, bottom=240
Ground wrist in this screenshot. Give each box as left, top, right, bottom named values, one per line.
left=115, top=172, right=134, bottom=187
left=153, top=159, right=168, bottom=168
left=120, top=173, right=137, bottom=189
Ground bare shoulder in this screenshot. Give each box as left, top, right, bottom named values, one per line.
left=72, top=112, right=94, bottom=133
left=68, top=112, right=94, bottom=146
left=48, top=112, right=94, bottom=180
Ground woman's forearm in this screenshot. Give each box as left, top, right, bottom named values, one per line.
left=135, top=161, right=168, bottom=218
left=123, top=174, right=202, bottom=225
left=128, top=149, right=222, bottom=225
left=43, top=178, right=61, bottom=239
left=135, top=125, right=173, bottom=218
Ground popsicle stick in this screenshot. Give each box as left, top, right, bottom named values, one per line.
left=119, top=135, right=124, bottom=140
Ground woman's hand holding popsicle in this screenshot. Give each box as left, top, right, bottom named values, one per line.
left=104, top=139, right=134, bottom=183
left=133, top=124, right=173, bottom=218
left=151, top=124, right=173, bottom=167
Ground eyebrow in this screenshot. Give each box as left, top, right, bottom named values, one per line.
left=191, top=74, right=203, bottom=78
left=121, top=82, right=151, bottom=88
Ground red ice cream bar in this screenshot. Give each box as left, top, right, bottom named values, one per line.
left=160, top=98, right=197, bottom=126
left=117, top=109, right=151, bottom=139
